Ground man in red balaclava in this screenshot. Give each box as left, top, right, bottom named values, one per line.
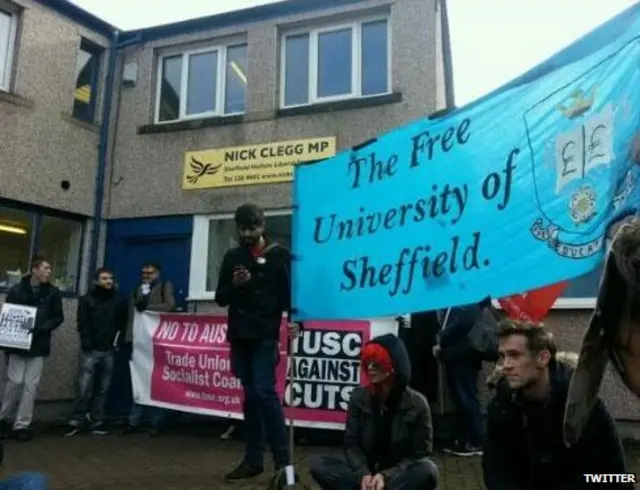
left=309, top=334, right=438, bottom=490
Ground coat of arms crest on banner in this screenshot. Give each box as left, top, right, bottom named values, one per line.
left=525, top=47, right=640, bottom=260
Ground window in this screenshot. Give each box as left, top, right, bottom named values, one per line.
left=281, top=17, right=390, bottom=108
left=73, top=41, right=101, bottom=121
left=0, top=207, right=34, bottom=289
left=0, top=5, right=17, bottom=92
left=37, top=216, right=83, bottom=293
left=188, top=212, right=292, bottom=299
left=156, top=43, right=248, bottom=123
left=554, top=263, right=603, bottom=309
left=0, top=204, right=84, bottom=293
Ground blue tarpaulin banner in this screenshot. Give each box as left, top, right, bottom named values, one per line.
left=291, top=3, right=640, bottom=321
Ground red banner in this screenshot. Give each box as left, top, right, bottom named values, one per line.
left=498, top=282, right=568, bottom=322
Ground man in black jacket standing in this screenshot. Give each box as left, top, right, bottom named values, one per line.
left=215, top=204, right=297, bottom=488
left=66, top=267, right=126, bottom=436
left=483, top=320, right=630, bottom=490
left=433, top=303, right=488, bottom=456
left=0, top=256, right=63, bottom=441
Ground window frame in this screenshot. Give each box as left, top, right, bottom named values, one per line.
left=279, top=15, right=392, bottom=109
left=73, top=39, right=102, bottom=122
left=0, top=4, right=18, bottom=92
left=154, top=42, right=248, bottom=124
left=189, top=209, right=293, bottom=301
left=0, top=201, right=86, bottom=297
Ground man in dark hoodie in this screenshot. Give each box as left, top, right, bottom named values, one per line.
left=215, top=204, right=299, bottom=488
left=309, top=334, right=439, bottom=490
left=0, top=256, right=63, bottom=442
left=66, top=268, right=126, bottom=436
left=483, top=320, right=630, bottom=490
left=433, top=299, right=498, bottom=456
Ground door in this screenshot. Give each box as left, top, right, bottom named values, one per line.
left=115, top=236, right=190, bottom=311
left=106, top=234, right=191, bottom=417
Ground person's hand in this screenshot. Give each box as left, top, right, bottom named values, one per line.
left=371, top=474, right=385, bottom=490
left=232, top=266, right=251, bottom=287
left=432, top=344, right=441, bottom=358
left=360, top=475, right=373, bottom=490
left=288, top=322, right=302, bottom=339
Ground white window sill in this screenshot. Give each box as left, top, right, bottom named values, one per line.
left=492, top=298, right=596, bottom=311
left=186, top=294, right=216, bottom=302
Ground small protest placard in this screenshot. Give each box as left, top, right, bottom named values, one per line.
left=0, top=303, right=35, bottom=350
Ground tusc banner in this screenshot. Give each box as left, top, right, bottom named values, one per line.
left=291, top=4, right=640, bottom=320
left=130, top=312, right=396, bottom=429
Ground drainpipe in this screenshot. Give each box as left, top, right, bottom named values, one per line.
left=88, top=31, right=143, bottom=280
left=439, top=0, right=455, bottom=109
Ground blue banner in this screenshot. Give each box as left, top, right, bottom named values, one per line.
left=292, top=4, right=640, bottom=321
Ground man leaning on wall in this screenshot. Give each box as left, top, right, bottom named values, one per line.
left=122, top=262, right=176, bottom=436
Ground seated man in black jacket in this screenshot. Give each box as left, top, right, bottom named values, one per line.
left=483, top=320, right=631, bottom=490
left=310, top=334, right=438, bottom=490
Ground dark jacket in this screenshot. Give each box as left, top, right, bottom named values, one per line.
left=344, top=334, right=433, bottom=481
left=215, top=242, right=291, bottom=342
left=483, top=360, right=630, bottom=490
left=77, top=285, right=127, bottom=352
left=4, top=276, right=64, bottom=357
left=124, top=280, right=176, bottom=343
left=437, top=304, right=482, bottom=365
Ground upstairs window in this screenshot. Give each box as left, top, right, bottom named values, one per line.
left=73, top=41, right=101, bottom=122
left=0, top=5, right=18, bottom=92
left=281, top=17, right=390, bottom=108
left=156, top=43, right=248, bottom=123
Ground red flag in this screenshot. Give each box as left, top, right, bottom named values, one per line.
left=498, top=282, right=569, bottom=323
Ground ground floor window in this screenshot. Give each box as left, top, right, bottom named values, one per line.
left=0, top=202, right=85, bottom=293
left=553, top=264, right=602, bottom=309
left=189, top=210, right=292, bottom=299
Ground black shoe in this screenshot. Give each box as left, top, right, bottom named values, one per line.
left=11, top=428, right=34, bottom=442
left=0, top=420, right=10, bottom=440
left=224, top=462, right=264, bottom=480
left=120, top=425, right=139, bottom=435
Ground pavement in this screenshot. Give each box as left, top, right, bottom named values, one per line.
left=1, top=426, right=639, bottom=489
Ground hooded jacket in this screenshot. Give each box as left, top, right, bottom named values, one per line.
left=4, top=275, right=64, bottom=357
left=77, top=285, right=127, bottom=352
left=344, top=334, right=433, bottom=481
left=483, top=359, right=629, bottom=490
left=564, top=215, right=640, bottom=446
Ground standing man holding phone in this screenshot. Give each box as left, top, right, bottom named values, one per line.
left=215, top=204, right=300, bottom=489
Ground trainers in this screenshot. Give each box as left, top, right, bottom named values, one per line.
left=224, top=461, right=264, bottom=480
left=450, top=443, right=483, bottom=457
left=91, top=421, right=109, bottom=435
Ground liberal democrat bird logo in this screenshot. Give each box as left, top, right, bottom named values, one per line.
left=186, top=156, right=222, bottom=184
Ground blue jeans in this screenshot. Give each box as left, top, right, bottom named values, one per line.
left=0, top=472, right=48, bottom=490
left=445, top=362, right=484, bottom=447
left=128, top=403, right=167, bottom=429
left=70, top=351, right=114, bottom=424
left=230, top=339, right=289, bottom=469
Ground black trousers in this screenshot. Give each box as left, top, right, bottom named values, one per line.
left=309, top=455, right=438, bottom=490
